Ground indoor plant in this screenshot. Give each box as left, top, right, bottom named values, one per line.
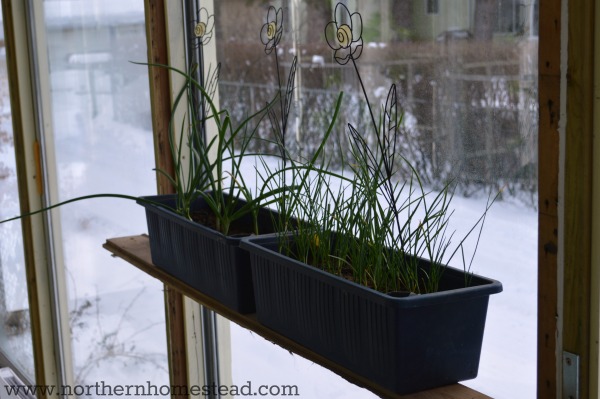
left=136, top=60, right=276, bottom=314
left=136, top=6, right=343, bottom=314
left=240, top=3, right=502, bottom=394
left=135, top=9, right=285, bottom=313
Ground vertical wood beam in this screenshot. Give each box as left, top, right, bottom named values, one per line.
left=538, top=0, right=561, bottom=396
left=591, top=0, right=600, bottom=395
left=563, top=1, right=595, bottom=398
left=144, top=1, right=188, bottom=397
left=145, top=0, right=175, bottom=195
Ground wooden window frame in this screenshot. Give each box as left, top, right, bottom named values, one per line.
left=142, top=0, right=600, bottom=397
left=539, top=0, right=599, bottom=398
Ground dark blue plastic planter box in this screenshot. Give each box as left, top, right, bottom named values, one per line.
left=138, top=194, right=283, bottom=314
left=240, top=233, right=502, bottom=394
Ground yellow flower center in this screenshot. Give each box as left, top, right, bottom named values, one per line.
left=194, top=22, right=206, bottom=38
left=266, top=22, right=277, bottom=40
left=337, top=24, right=352, bottom=48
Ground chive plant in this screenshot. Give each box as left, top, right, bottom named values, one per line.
left=0, top=7, right=289, bottom=237
left=266, top=2, right=498, bottom=294
left=260, top=5, right=297, bottom=228
left=0, top=7, right=328, bottom=239
left=153, top=62, right=291, bottom=236
left=0, top=62, right=288, bottom=237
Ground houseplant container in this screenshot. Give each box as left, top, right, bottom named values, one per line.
left=135, top=17, right=302, bottom=314
left=138, top=193, right=288, bottom=314
left=240, top=233, right=502, bottom=394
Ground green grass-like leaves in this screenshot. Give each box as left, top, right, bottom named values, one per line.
left=268, top=59, right=498, bottom=294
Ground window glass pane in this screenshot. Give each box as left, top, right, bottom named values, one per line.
left=42, top=0, right=168, bottom=392
left=0, top=6, right=35, bottom=381
left=210, top=1, right=537, bottom=397
left=427, top=0, right=439, bottom=15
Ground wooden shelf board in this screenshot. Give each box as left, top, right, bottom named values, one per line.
left=103, top=235, right=492, bottom=399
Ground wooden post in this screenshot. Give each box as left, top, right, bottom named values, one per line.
left=144, top=1, right=189, bottom=397
left=562, top=1, right=595, bottom=398
left=537, top=0, right=561, bottom=397
left=591, top=2, right=600, bottom=396
left=145, top=0, right=175, bottom=195
left=539, top=0, right=597, bottom=396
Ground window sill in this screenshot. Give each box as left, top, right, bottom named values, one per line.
left=103, top=235, right=491, bottom=399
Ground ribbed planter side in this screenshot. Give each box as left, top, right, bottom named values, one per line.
left=241, top=234, right=502, bottom=394
left=139, top=194, right=281, bottom=314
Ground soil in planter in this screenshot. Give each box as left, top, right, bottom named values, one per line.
left=190, top=209, right=277, bottom=237
left=285, top=247, right=410, bottom=294
left=282, top=241, right=444, bottom=295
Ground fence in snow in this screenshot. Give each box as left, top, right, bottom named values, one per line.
left=218, top=56, right=538, bottom=204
